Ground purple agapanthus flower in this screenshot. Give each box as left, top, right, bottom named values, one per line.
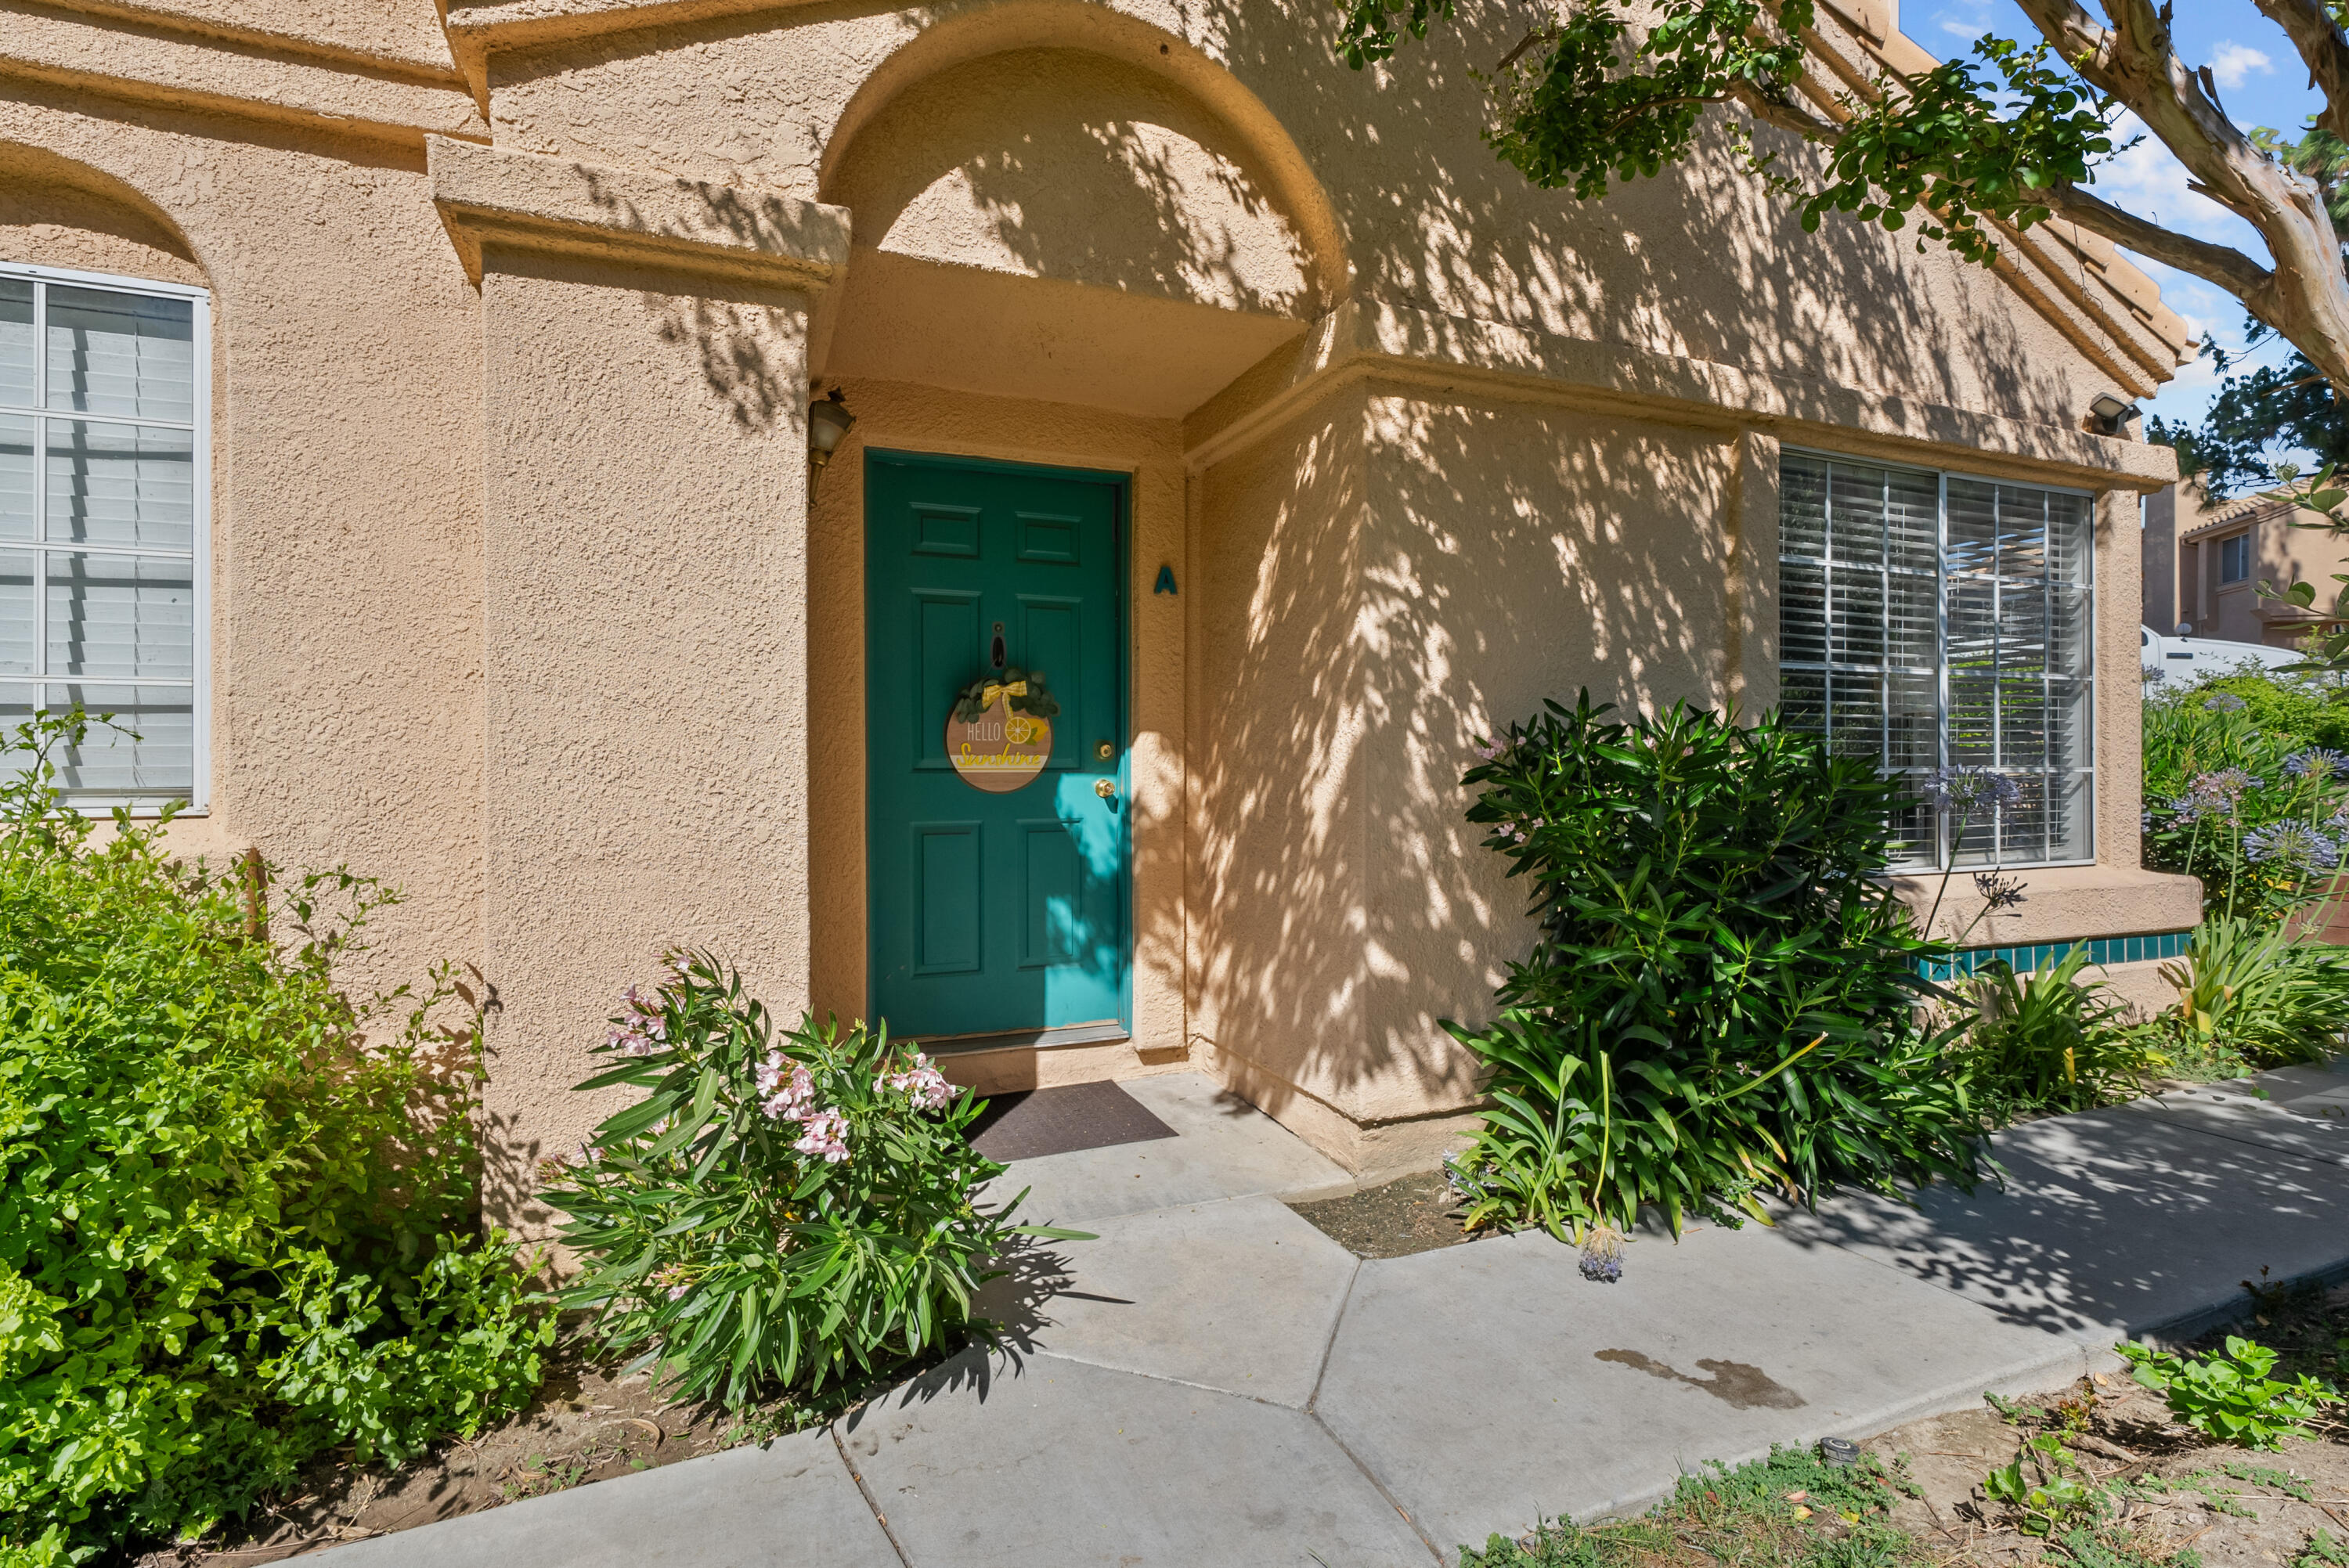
left=2286, top=748, right=2349, bottom=781
left=1917, top=766, right=2023, bottom=815
left=1972, top=871, right=2028, bottom=911
left=2245, top=821, right=2342, bottom=871
left=1579, top=1223, right=1625, bottom=1283
left=2204, top=692, right=2250, bottom=713
left=2188, top=768, right=2264, bottom=805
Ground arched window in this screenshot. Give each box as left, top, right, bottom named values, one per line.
left=1, top=261, right=207, bottom=809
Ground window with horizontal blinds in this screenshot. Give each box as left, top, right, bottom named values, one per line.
left=0, top=265, right=204, bottom=806
left=1779, top=450, right=2094, bottom=871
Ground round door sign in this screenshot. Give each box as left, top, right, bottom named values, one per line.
left=947, top=693, right=1052, bottom=792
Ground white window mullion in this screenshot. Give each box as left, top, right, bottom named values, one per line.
left=1936, top=469, right=1950, bottom=873
left=2042, top=493, right=2055, bottom=863
left=29, top=283, right=43, bottom=719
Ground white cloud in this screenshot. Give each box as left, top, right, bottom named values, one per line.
left=2088, top=112, right=2263, bottom=247
left=2206, top=41, right=2273, bottom=91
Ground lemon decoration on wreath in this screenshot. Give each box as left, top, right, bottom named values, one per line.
left=946, top=666, right=1059, bottom=792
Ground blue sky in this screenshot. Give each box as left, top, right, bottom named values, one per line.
left=1911, top=0, right=2327, bottom=435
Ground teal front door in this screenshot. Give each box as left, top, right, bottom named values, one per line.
left=865, top=451, right=1129, bottom=1044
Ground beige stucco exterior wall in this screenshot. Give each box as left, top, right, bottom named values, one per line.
left=475, top=247, right=820, bottom=1219
left=0, top=91, right=490, bottom=1037
left=1, top=0, right=2204, bottom=1195
left=1348, top=394, right=1745, bottom=1166
left=1190, top=387, right=1377, bottom=1155
left=478, top=0, right=2152, bottom=427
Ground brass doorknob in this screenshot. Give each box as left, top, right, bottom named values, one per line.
left=1094, top=778, right=1118, bottom=800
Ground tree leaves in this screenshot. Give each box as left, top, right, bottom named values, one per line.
left=1805, top=38, right=2113, bottom=265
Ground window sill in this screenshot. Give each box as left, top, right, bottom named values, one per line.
left=1884, top=863, right=2201, bottom=948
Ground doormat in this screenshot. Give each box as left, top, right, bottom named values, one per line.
left=965, top=1080, right=1177, bottom=1162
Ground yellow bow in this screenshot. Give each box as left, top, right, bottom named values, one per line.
left=979, top=679, right=1028, bottom=710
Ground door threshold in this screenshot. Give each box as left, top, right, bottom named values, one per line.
left=915, top=1022, right=1131, bottom=1055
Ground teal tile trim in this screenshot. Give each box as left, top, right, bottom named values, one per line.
left=1919, top=929, right=2192, bottom=982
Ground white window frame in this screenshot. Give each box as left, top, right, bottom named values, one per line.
left=1780, top=446, right=2097, bottom=873
left=1, top=258, right=211, bottom=815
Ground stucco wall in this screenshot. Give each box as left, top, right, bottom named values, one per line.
left=1361, top=393, right=1743, bottom=1119
left=479, top=0, right=2139, bottom=429
left=0, top=94, right=488, bottom=1037
left=0, top=0, right=2203, bottom=1193
left=475, top=247, right=816, bottom=1221
left=1190, top=388, right=1375, bottom=1152
left=1194, top=390, right=1753, bottom=1172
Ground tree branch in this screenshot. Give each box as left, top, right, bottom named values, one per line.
left=1731, top=81, right=1842, bottom=142
left=2253, top=0, right=2349, bottom=142
left=2007, top=0, right=2349, bottom=391
left=2042, top=180, right=2276, bottom=298
left=1494, top=24, right=1546, bottom=74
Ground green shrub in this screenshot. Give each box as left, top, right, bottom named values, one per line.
left=2142, top=677, right=2349, bottom=921
left=1958, top=945, right=2156, bottom=1116
left=1442, top=696, right=1983, bottom=1258
left=2120, top=1336, right=2341, bottom=1450
left=543, top=957, right=1079, bottom=1406
left=2156, top=915, right=2349, bottom=1068
left=0, top=712, right=550, bottom=1562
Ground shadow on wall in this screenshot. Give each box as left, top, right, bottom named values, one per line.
left=491, top=0, right=2093, bottom=470
left=812, top=0, right=2089, bottom=424
left=1190, top=390, right=1746, bottom=1119
left=485, top=0, right=2099, bottom=1128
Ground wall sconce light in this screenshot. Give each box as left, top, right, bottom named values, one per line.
left=2088, top=392, right=2138, bottom=434
left=808, top=387, right=856, bottom=485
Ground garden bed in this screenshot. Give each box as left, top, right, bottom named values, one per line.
left=130, top=1347, right=890, bottom=1566
left=1286, top=1169, right=1481, bottom=1258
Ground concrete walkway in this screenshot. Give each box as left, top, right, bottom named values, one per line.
left=316, top=1066, right=2349, bottom=1567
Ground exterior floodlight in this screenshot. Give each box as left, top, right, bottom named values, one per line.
left=807, top=387, right=857, bottom=481
left=2089, top=393, right=2138, bottom=433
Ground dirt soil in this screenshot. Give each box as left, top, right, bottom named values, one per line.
left=1852, top=1281, right=2349, bottom=1568
left=1287, top=1168, right=1481, bottom=1258
left=132, top=1350, right=834, bottom=1566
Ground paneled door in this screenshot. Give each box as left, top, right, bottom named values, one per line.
left=864, top=451, right=1128, bottom=1044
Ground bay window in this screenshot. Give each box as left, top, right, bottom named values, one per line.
left=1778, top=449, right=2094, bottom=870
left=0, top=262, right=206, bottom=807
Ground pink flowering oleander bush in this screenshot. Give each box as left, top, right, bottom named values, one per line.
left=543, top=955, right=1073, bottom=1406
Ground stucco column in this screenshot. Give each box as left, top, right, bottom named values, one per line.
left=428, top=139, right=851, bottom=1225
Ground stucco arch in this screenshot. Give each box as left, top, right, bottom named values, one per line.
left=817, top=0, right=1351, bottom=309
left=0, top=140, right=208, bottom=289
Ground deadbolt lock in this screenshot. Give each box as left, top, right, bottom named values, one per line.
left=1095, top=741, right=1114, bottom=761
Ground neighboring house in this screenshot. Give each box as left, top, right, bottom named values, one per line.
left=2144, top=481, right=2349, bottom=647
left=0, top=0, right=2203, bottom=1220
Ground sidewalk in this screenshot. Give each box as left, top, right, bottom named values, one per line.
left=316, top=1065, right=2349, bottom=1567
